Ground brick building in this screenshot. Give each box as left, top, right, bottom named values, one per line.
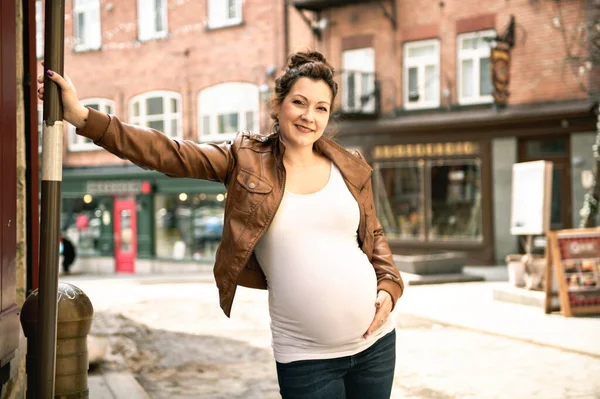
left=294, top=0, right=599, bottom=264
left=34, top=0, right=599, bottom=271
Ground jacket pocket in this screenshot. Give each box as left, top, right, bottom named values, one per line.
left=230, top=168, right=273, bottom=213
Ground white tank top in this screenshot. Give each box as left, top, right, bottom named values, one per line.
left=253, top=163, right=395, bottom=363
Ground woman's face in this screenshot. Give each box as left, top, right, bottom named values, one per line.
left=275, top=77, right=332, bottom=150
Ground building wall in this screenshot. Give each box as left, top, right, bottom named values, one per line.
left=312, top=0, right=590, bottom=114
left=36, top=0, right=309, bottom=168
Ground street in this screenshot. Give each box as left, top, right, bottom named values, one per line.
left=63, top=274, right=600, bottom=399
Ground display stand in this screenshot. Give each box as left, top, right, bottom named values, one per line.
left=545, top=228, right=600, bottom=317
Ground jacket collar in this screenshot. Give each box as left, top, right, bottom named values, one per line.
left=268, top=133, right=372, bottom=190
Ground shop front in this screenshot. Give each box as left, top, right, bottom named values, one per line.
left=61, top=165, right=226, bottom=273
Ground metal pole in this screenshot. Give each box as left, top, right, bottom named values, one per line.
left=38, top=0, right=65, bottom=396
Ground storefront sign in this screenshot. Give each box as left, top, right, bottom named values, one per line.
left=86, top=180, right=151, bottom=195
left=371, top=141, right=479, bottom=159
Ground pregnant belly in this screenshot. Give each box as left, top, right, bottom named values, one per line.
left=269, top=262, right=378, bottom=345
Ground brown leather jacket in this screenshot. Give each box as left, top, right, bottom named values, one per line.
left=79, top=108, right=404, bottom=317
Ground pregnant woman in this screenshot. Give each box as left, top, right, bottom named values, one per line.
left=39, top=50, right=404, bottom=399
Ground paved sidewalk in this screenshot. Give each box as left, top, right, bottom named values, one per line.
left=398, top=266, right=600, bottom=357
left=89, top=371, right=149, bottom=399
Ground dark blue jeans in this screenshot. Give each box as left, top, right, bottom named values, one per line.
left=276, top=329, right=396, bottom=399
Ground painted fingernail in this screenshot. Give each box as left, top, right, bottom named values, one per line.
left=375, top=301, right=381, bottom=307
left=46, top=70, right=53, bottom=76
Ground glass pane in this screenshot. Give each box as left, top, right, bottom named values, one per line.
left=155, top=0, right=164, bottom=31
left=148, top=120, right=164, bottom=132
left=347, top=72, right=356, bottom=108
left=154, top=193, right=226, bottom=260
left=424, top=65, right=437, bottom=102
left=461, top=59, right=474, bottom=98
left=133, top=101, right=140, bottom=117
left=120, top=209, right=132, bottom=253
left=429, top=160, right=482, bottom=240
left=203, top=115, right=211, bottom=136
left=479, top=57, right=493, bottom=96
left=245, top=111, right=254, bottom=131
left=461, top=38, right=476, bottom=50
left=525, top=139, right=568, bottom=158
left=228, top=0, right=239, bottom=19
left=408, top=44, right=435, bottom=58
left=146, top=97, right=164, bottom=115
left=75, top=12, right=85, bottom=44
left=170, top=98, right=178, bottom=113
left=408, top=67, right=418, bottom=102
left=60, top=197, right=107, bottom=256
left=170, top=118, right=178, bottom=137
left=218, top=113, right=238, bottom=134
left=105, top=104, right=113, bottom=114
left=375, top=163, right=424, bottom=239
left=550, top=166, right=564, bottom=229
left=88, top=103, right=100, bottom=111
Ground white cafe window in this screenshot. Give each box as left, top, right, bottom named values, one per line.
left=198, top=82, right=258, bottom=142
left=73, top=0, right=102, bottom=52
left=341, top=47, right=376, bottom=114
left=137, top=0, right=168, bottom=41
left=403, top=39, right=440, bottom=109
left=68, top=98, right=114, bottom=151
left=36, top=1, right=43, bottom=59
left=130, top=91, right=182, bottom=139
left=208, top=0, right=242, bottom=29
left=457, top=30, right=495, bottom=104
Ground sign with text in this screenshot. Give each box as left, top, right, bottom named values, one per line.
left=86, top=180, right=151, bottom=195
left=510, top=161, right=553, bottom=236
left=371, top=141, right=479, bottom=160
left=546, top=228, right=600, bottom=317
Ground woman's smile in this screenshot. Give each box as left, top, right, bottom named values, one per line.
left=294, top=124, right=314, bottom=133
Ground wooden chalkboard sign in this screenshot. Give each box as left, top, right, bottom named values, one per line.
left=545, top=228, right=600, bottom=317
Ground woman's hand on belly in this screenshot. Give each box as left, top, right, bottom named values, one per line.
left=363, top=290, right=393, bottom=339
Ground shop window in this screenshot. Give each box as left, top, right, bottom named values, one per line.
left=341, top=47, right=376, bottom=114
left=374, top=158, right=483, bottom=242
left=130, top=91, right=181, bottom=139
left=61, top=196, right=113, bottom=256
left=73, top=0, right=102, bottom=52
left=403, top=39, right=440, bottom=109
left=69, top=98, right=114, bottom=151
left=207, top=0, right=242, bottom=29
left=154, top=192, right=227, bottom=260
left=36, top=1, right=43, bottom=58
left=429, top=160, right=482, bottom=241
left=525, top=138, right=569, bottom=158
left=137, top=0, right=168, bottom=41
left=457, top=30, right=495, bottom=104
left=375, top=162, right=425, bottom=239
left=198, top=82, right=258, bottom=142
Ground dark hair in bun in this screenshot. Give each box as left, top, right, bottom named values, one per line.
left=271, top=50, right=338, bottom=131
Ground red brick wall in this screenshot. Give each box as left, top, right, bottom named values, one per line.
left=303, top=0, right=590, bottom=114
left=37, top=0, right=311, bottom=167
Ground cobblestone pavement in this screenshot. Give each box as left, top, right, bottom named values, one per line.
left=72, top=275, right=600, bottom=399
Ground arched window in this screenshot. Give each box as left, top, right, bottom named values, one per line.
left=198, top=82, right=259, bottom=142
left=68, top=98, right=115, bottom=151
left=129, top=91, right=182, bottom=139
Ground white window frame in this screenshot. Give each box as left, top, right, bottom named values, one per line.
left=403, top=39, right=440, bottom=110
left=68, top=98, right=114, bottom=151
left=137, top=0, right=168, bottom=42
left=198, top=82, right=259, bottom=143
left=73, top=0, right=102, bottom=52
left=341, top=47, right=376, bottom=114
left=36, top=1, right=43, bottom=59
left=457, top=30, right=495, bottom=105
left=207, top=0, right=242, bottom=29
left=130, top=91, right=182, bottom=139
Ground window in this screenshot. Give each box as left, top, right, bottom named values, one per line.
left=68, top=98, right=114, bottom=151
left=341, top=47, right=376, bottom=114
left=137, top=0, right=168, bottom=41
left=374, top=154, right=483, bottom=242
left=457, top=30, right=495, bottom=104
left=198, top=83, right=258, bottom=142
left=403, top=39, right=440, bottom=109
left=207, top=0, right=242, bottom=29
left=73, top=0, right=102, bottom=51
left=36, top=1, right=43, bottom=58
left=130, top=92, right=182, bottom=139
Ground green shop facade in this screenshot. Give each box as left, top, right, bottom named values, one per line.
left=61, top=165, right=226, bottom=273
